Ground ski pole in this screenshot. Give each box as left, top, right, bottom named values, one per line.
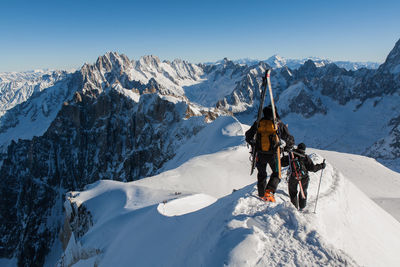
left=313, top=159, right=326, bottom=214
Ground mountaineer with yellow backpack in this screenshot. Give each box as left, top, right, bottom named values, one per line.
left=245, top=105, right=294, bottom=202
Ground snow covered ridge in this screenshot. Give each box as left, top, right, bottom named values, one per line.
left=57, top=146, right=400, bottom=267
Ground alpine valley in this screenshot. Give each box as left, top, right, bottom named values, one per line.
left=0, top=39, right=399, bottom=266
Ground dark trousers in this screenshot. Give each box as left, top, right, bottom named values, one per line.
left=256, top=153, right=280, bottom=197
left=288, top=175, right=309, bottom=209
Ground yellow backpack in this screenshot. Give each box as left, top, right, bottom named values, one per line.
left=257, top=120, right=277, bottom=151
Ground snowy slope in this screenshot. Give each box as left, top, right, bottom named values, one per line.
left=58, top=141, right=400, bottom=267
left=310, top=148, right=400, bottom=222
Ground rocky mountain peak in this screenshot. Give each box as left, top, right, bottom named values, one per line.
left=294, top=59, right=319, bottom=81
left=301, top=59, right=318, bottom=70
left=266, top=54, right=287, bottom=68
left=379, top=38, right=400, bottom=75
left=220, top=57, right=237, bottom=69
left=323, top=63, right=347, bottom=76
left=95, top=52, right=132, bottom=73
left=138, top=55, right=162, bottom=69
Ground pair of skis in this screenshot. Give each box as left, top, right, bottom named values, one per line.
left=288, top=151, right=306, bottom=200
left=250, top=69, right=281, bottom=179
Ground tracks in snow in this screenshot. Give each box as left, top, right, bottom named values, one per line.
left=227, top=164, right=358, bottom=266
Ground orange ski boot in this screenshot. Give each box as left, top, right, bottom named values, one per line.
left=263, top=189, right=276, bottom=202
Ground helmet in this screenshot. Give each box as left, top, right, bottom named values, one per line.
left=297, top=143, right=306, bottom=152
left=262, top=106, right=273, bottom=119
left=262, top=104, right=280, bottom=120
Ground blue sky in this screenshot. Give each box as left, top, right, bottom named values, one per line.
left=0, top=0, right=399, bottom=71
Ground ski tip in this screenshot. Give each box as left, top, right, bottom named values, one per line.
left=263, top=69, right=271, bottom=78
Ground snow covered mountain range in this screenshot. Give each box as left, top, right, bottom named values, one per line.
left=212, top=55, right=380, bottom=71
left=0, top=39, right=399, bottom=266
left=0, top=70, right=72, bottom=116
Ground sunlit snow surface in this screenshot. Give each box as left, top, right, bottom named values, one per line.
left=59, top=144, right=400, bottom=267
left=311, top=148, right=400, bottom=222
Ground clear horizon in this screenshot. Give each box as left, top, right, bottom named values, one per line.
left=1, top=0, right=399, bottom=72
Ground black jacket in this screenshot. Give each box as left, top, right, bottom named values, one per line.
left=281, top=149, right=324, bottom=178
left=245, top=118, right=295, bottom=152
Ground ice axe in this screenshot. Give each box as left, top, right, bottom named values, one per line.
left=313, top=159, right=326, bottom=214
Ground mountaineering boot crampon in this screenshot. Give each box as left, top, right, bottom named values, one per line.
left=263, top=189, right=275, bottom=202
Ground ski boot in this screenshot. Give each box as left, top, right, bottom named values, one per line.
left=262, top=189, right=276, bottom=202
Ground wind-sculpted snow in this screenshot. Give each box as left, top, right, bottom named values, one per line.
left=158, top=193, right=217, bottom=217
left=161, top=116, right=245, bottom=171
left=58, top=146, right=400, bottom=266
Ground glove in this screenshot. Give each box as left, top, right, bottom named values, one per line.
left=284, top=144, right=293, bottom=152
left=247, top=139, right=256, bottom=147
left=278, top=139, right=286, bottom=149
left=320, top=162, right=326, bottom=169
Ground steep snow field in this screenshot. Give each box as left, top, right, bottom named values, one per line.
left=310, top=148, right=400, bottom=222
left=58, top=122, right=400, bottom=266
